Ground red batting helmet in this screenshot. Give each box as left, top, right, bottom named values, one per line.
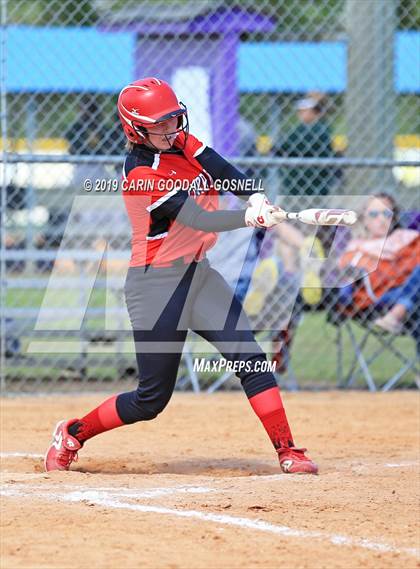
left=117, top=77, right=188, bottom=145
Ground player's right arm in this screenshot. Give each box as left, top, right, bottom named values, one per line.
left=193, top=145, right=285, bottom=226
left=183, top=133, right=269, bottom=201
left=195, top=146, right=256, bottom=199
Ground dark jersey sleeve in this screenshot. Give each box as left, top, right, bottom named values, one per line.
left=196, top=147, right=258, bottom=199
left=152, top=191, right=246, bottom=232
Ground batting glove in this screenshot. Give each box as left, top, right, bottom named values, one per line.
left=245, top=194, right=286, bottom=228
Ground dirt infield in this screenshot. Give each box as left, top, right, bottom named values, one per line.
left=1, top=391, right=419, bottom=569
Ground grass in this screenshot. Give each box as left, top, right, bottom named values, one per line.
left=6, top=287, right=107, bottom=309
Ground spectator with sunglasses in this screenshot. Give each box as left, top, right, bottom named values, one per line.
left=338, top=193, right=419, bottom=335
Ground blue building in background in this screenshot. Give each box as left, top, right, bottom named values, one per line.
left=6, top=24, right=420, bottom=155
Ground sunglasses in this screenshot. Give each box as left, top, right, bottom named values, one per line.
left=366, top=210, right=393, bottom=219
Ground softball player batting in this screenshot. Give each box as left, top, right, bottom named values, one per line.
left=45, top=77, right=318, bottom=475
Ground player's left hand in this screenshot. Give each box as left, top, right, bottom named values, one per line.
left=245, top=194, right=286, bottom=228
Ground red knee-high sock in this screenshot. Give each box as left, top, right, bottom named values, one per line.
left=68, top=395, right=125, bottom=443
left=248, top=387, right=294, bottom=450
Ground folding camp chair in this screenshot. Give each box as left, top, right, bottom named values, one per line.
left=328, top=302, right=419, bottom=392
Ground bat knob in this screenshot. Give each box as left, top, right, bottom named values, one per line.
left=344, top=211, right=358, bottom=225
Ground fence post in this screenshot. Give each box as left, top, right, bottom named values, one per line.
left=345, top=0, right=397, bottom=193
left=0, top=0, right=8, bottom=393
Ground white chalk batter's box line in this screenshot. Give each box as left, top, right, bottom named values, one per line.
left=1, top=481, right=418, bottom=559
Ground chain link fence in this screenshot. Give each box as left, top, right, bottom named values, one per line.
left=1, top=0, right=419, bottom=393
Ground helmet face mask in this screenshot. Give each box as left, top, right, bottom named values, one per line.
left=117, top=78, right=189, bottom=152
left=133, top=103, right=189, bottom=152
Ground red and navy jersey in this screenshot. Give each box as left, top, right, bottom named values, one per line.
left=122, top=133, right=220, bottom=267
